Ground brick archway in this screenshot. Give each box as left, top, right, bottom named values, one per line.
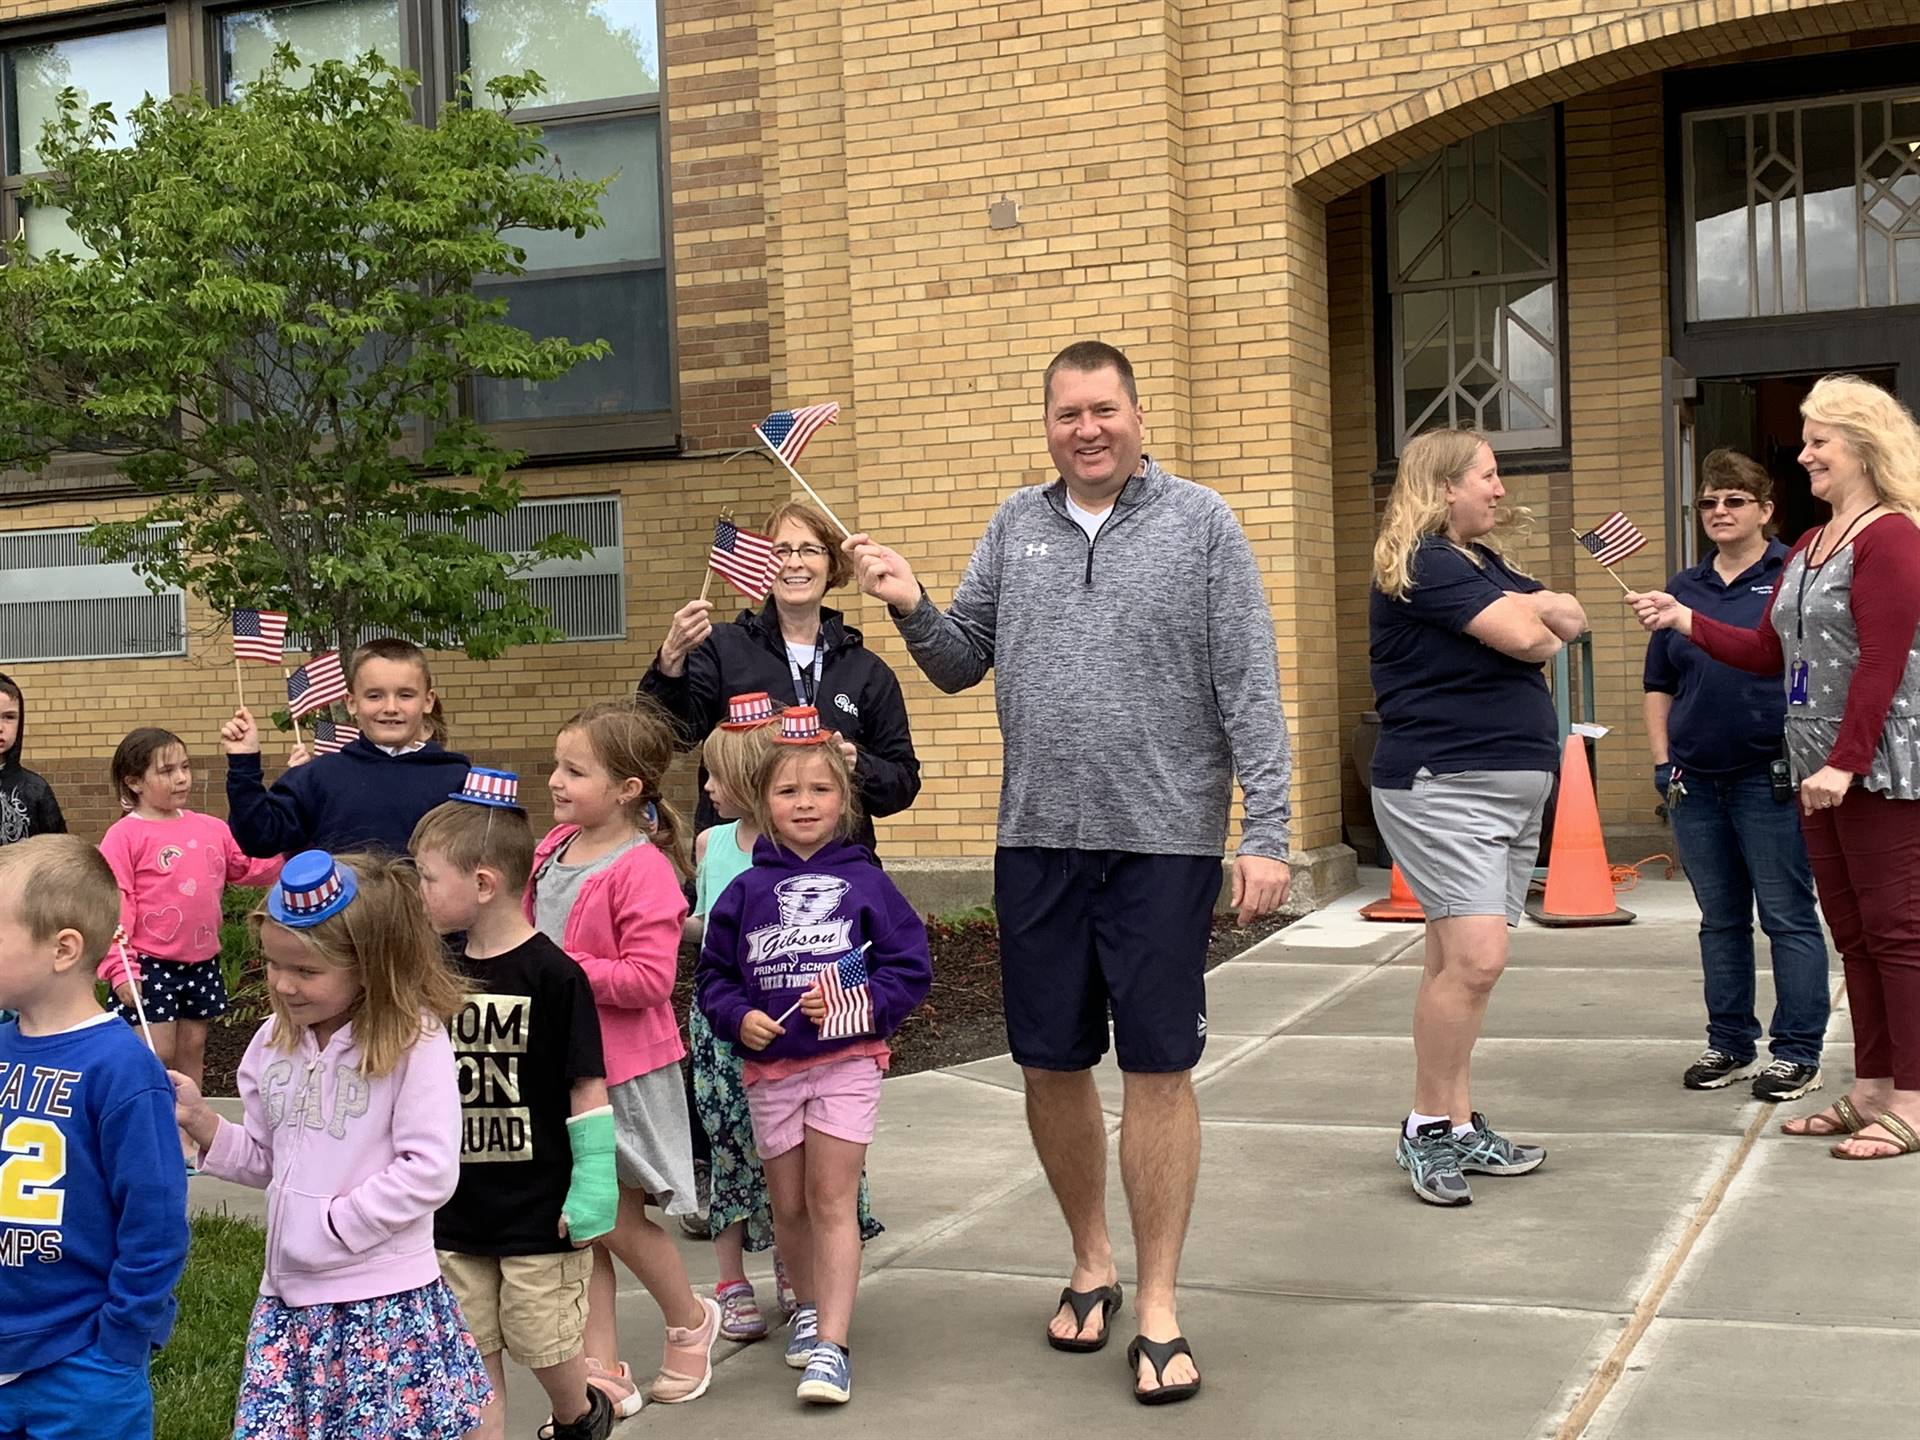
left=1295, top=0, right=1917, bottom=200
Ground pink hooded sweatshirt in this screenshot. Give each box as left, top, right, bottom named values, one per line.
left=201, top=1013, right=460, bottom=1306
left=527, top=825, right=687, bottom=1085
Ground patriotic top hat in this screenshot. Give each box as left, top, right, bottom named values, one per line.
left=719, top=692, right=778, bottom=732
left=774, top=705, right=828, bottom=746
left=267, top=850, right=358, bottom=929
left=450, top=767, right=522, bottom=810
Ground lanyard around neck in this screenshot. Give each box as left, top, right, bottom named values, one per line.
left=787, top=629, right=824, bottom=705
left=1795, top=506, right=1880, bottom=642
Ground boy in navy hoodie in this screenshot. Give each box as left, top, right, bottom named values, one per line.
left=696, top=705, right=929, bottom=1407
left=221, top=637, right=471, bottom=858
left=0, top=836, right=188, bottom=1439
left=0, top=675, right=65, bottom=847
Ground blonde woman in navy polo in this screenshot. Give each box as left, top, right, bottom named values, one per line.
left=1644, top=449, right=1826, bottom=1102
left=1369, top=430, right=1586, bottom=1206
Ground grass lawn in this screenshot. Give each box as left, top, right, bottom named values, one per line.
left=156, top=1211, right=260, bottom=1440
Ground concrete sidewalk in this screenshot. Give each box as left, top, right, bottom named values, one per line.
left=189, top=875, right=1920, bottom=1437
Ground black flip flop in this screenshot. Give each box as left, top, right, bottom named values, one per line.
left=1046, top=1282, right=1123, bottom=1353
left=1127, top=1335, right=1201, bottom=1405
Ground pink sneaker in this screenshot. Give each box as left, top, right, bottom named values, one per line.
left=651, top=1294, right=723, bottom=1404
left=582, top=1358, right=644, bottom=1418
left=716, top=1280, right=768, bottom=1342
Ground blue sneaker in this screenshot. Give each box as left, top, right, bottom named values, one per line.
left=1395, top=1119, right=1472, bottom=1206
left=1452, top=1112, right=1545, bottom=1176
left=783, top=1305, right=819, bottom=1369
left=796, top=1340, right=851, bottom=1405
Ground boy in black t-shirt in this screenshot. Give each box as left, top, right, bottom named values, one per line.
left=412, top=774, right=621, bottom=1440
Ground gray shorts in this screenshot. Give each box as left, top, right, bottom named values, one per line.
left=1372, top=768, right=1553, bottom=925
left=609, top=1064, right=699, bottom=1215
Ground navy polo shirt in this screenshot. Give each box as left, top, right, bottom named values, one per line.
left=1642, top=539, right=1788, bottom=780
left=1370, top=536, right=1561, bottom=788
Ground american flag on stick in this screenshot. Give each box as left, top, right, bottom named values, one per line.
left=815, top=943, right=874, bottom=1041
left=755, top=403, right=840, bottom=467
left=231, top=609, right=288, bottom=664
left=287, top=652, right=348, bottom=718
left=1575, top=511, right=1649, bottom=568
left=312, top=717, right=360, bottom=755
left=708, top=517, right=779, bottom=601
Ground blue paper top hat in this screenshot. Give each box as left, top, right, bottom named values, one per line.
left=267, top=850, right=358, bottom=928
left=450, top=767, right=522, bottom=810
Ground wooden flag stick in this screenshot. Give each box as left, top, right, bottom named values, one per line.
left=1570, top=529, right=1634, bottom=593
left=234, top=651, right=245, bottom=710
left=755, top=427, right=852, bottom=538
left=282, top=667, right=303, bottom=748
left=112, top=932, right=155, bottom=1053
left=699, top=566, right=715, bottom=603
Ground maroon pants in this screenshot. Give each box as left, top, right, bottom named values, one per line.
left=1799, top=788, right=1920, bottom=1089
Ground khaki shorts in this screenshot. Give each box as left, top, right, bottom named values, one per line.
left=437, top=1248, right=593, bottom=1369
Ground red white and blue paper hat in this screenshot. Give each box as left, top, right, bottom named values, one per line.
left=774, top=705, right=828, bottom=746
left=450, top=767, right=522, bottom=810
left=267, top=850, right=358, bottom=928
left=719, top=692, right=778, bottom=732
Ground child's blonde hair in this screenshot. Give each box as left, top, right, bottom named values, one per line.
left=750, top=741, right=863, bottom=850
left=560, top=699, right=692, bottom=880
left=348, top=637, right=449, bottom=742
left=0, top=834, right=120, bottom=969
left=250, top=852, right=463, bottom=1077
left=410, top=800, right=535, bottom=894
left=701, top=717, right=783, bottom=817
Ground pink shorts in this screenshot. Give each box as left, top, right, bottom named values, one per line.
left=745, top=1055, right=883, bottom=1159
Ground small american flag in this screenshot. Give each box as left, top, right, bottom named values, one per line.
left=287, top=651, right=348, bottom=717
left=231, top=609, right=288, bottom=665
left=1577, top=511, right=1649, bottom=568
left=708, top=517, right=779, bottom=601
left=312, top=717, right=360, bottom=755
left=815, top=942, right=874, bottom=1041
left=755, top=403, right=840, bottom=466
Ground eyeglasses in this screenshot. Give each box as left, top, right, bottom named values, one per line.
left=1697, top=495, right=1756, bottom=511
left=771, top=544, right=830, bottom=562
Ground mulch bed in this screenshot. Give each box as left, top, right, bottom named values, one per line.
left=201, top=909, right=1297, bottom=1094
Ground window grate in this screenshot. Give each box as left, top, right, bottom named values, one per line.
left=0, top=524, right=185, bottom=663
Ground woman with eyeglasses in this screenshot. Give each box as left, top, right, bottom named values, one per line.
left=640, top=501, right=922, bottom=853
left=1642, top=449, right=1828, bottom=1104
left=1631, top=375, right=1920, bottom=1162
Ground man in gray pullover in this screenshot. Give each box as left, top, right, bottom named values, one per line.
left=845, top=341, right=1292, bottom=1405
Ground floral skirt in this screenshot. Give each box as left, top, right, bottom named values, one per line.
left=234, top=1279, right=491, bottom=1440
left=688, top=1006, right=883, bottom=1249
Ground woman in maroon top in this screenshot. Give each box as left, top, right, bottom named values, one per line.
left=1629, top=374, right=1920, bottom=1161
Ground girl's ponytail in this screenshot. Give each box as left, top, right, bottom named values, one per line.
left=645, top=788, right=693, bottom=883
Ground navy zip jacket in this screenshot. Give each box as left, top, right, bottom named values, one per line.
left=697, top=835, right=931, bottom=1064
left=226, top=737, right=472, bottom=858
left=638, top=603, right=921, bottom=851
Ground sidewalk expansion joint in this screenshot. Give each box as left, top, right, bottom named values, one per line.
left=1551, top=1095, right=1777, bottom=1439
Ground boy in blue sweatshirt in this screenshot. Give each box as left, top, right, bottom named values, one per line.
left=0, top=835, right=188, bottom=1439
left=220, top=638, right=471, bottom=858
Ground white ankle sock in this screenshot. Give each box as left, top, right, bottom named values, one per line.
left=1406, top=1110, right=1449, bottom=1139
left=1451, top=1120, right=1477, bottom=1138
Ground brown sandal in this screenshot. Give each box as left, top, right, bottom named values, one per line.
left=1780, top=1094, right=1867, bottom=1137
left=1831, top=1112, right=1920, bottom=1161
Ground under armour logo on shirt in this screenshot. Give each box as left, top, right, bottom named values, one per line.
left=1025, top=542, right=1050, bottom=557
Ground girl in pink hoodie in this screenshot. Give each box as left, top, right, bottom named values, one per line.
left=528, top=700, right=722, bottom=1415
left=172, top=849, right=490, bottom=1440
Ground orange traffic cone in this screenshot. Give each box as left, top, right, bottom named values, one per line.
left=1360, top=863, right=1426, bottom=922
left=1525, top=734, right=1634, bottom=927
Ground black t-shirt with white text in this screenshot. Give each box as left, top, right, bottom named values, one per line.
left=434, top=932, right=605, bottom=1256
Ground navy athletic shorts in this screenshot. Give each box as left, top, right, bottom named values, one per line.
left=994, top=847, right=1222, bottom=1074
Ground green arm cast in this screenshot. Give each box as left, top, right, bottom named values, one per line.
left=562, top=1106, right=618, bottom=1243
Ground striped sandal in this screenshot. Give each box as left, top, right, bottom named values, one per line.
left=1781, top=1094, right=1867, bottom=1137
left=1831, top=1111, right=1920, bottom=1161
left=716, top=1279, right=768, bottom=1342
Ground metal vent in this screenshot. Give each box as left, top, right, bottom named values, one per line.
left=0, top=525, right=186, bottom=663
left=292, top=496, right=625, bottom=649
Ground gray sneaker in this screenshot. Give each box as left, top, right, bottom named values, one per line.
left=1396, top=1119, right=1472, bottom=1206
left=1453, top=1112, right=1546, bottom=1176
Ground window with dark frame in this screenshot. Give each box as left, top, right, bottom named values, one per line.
left=2, top=0, right=676, bottom=460
left=1382, top=111, right=1564, bottom=458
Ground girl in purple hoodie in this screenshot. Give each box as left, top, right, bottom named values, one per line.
left=697, top=705, right=931, bottom=1407
left=171, top=850, right=491, bottom=1439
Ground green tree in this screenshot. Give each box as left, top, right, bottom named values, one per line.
left=0, top=49, right=614, bottom=662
